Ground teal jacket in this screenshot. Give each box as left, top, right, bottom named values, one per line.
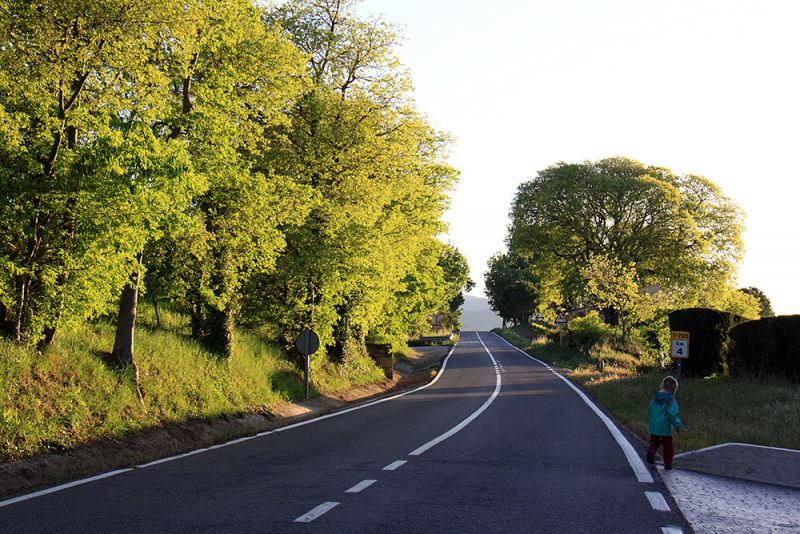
left=648, top=390, right=681, bottom=436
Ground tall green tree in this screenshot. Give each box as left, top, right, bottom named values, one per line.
left=247, top=0, right=458, bottom=355
left=0, top=0, right=309, bottom=364
left=739, top=287, right=775, bottom=318
left=508, top=157, right=746, bottom=313
left=484, top=251, right=539, bottom=327
left=432, top=243, right=474, bottom=333
left=580, top=254, right=640, bottom=337
left=0, top=0, right=204, bottom=346
left=142, top=0, right=309, bottom=358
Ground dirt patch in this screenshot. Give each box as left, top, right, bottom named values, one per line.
left=0, top=347, right=450, bottom=501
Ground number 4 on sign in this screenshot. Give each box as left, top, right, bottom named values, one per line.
left=670, top=331, right=689, bottom=359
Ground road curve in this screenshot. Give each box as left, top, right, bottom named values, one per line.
left=0, top=331, right=691, bottom=533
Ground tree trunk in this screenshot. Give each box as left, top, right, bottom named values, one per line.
left=112, top=252, right=143, bottom=366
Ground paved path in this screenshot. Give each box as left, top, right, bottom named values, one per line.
left=658, top=444, right=800, bottom=533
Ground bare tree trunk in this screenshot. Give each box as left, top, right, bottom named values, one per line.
left=112, top=252, right=143, bottom=366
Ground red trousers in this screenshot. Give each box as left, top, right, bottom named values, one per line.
left=649, top=435, right=674, bottom=465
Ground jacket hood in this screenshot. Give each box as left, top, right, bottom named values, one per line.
left=653, top=391, right=674, bottom=405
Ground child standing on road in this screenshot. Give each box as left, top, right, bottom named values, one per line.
left=646, top=376, right=682, bottom=470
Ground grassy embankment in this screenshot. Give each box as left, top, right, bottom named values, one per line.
left=495, top=325, right=800, bottom=454
left=0, top=301, right=388, bottom=462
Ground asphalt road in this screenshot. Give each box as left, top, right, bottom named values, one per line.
left=1, top=331, right=691, bottom=533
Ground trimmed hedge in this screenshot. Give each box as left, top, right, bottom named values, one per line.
left=668, top=308, right=748, bottom=378
left=727, top=315, right=800, bottom=382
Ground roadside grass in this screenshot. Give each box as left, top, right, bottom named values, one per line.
left=0, top=301, right=385, bottom=461
left=495, top=327, right=800, bottom=454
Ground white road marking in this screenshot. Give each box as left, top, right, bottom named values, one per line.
left=345, top=479, right=376, bottom=493
left=493, top=332, right=655, bottom=484
left=383, top=460, right=407, bottom=471
left=0, top=346, right=460, bottom=508
left=0, top=469, right=134, bottom=508
left=409, top=332, right=502, bottom=456
left=662, top=527, right=684, bottom=534
left=646, top=491, right=671, bottom=511
left=294, top=501, right=340, bottom=523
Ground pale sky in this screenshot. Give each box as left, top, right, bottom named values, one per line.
left=357, top=0, right=800, bottom=316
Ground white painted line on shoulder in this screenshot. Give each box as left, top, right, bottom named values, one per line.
left=493, top=331, right=654, bottom=484
left=383, top=460, right=407, bottom=471
left=345, top=479, right=377, bottom=493
left=646, top=491, right=671, bottom=512
left=0, top=468, right=134, bottom=508
left=662, top=527, right=683, bottom=534
left=294, top=501, right=340, bottom=523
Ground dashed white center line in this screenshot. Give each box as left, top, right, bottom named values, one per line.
left=294, top=501, right=340, bottom=523
left=345, top=479, right=377, bottom=493
left=662, top=527, right=684, bottom=534
left=383, top=460, right=407, bottom=471
left=646, top=491, right=671, bottom=512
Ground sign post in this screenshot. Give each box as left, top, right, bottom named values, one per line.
left=295, top=328, right=320, bottom=400
left=554, top=311, right=569, bottom=346
left=670, top=331, right=689, bottom=384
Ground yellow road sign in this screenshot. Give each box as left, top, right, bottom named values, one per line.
left=671, top=331, right=689, bottom=359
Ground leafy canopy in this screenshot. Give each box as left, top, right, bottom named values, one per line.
left=508, top=157, right=746, bottom=312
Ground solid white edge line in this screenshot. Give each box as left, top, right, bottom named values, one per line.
left=492, top=331, right=654, bottom=484
left=345, top=479, right=377, bottom=493
left=0, top=346, right=460, bottom=508
left=408, top=332, right=501, bottom=456
left=257, top=344, right=458, bottom=438
left=0, top=469, right=134, bottom=509
left=293, top=501, right=340, bottom=522
left=382, top=460, right=407, bottom=471
left=646, top=491, right=671, bottom=511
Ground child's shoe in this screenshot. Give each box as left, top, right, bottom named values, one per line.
left=646, top=450, right=655, bottom=465
left=664, top=464, right=673, bottom=470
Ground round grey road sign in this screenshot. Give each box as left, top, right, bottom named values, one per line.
left=295, top=328, right=320, bottom=356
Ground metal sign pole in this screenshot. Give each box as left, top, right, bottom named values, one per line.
left=295, top=328, right=320, bottom=401
left=305, top=354, right=310, bottom=400
left=554, top=311, right=568, bottom=346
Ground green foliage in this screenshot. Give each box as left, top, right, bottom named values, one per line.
left=740, top=287, right=775, bottom=318
left=727, top=315, right=800, bottom=382
left=581, top=254, right=640, bottom=336
left=567, top=313, right=617, bottom=347
left=0, top=0, right=205, bottom=343
left=0, top=0, right=462, bottom=459
left=484, top=251, right=539, bottom=325
left=243, top=0, right=459, bottom=355
left=668, top=307, right=749, bottom=378
left=0, top=0, right=308, bottom=352
left=508, top=157, right=746, bottom=313
left=1, top=0, right=459, bottom=360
